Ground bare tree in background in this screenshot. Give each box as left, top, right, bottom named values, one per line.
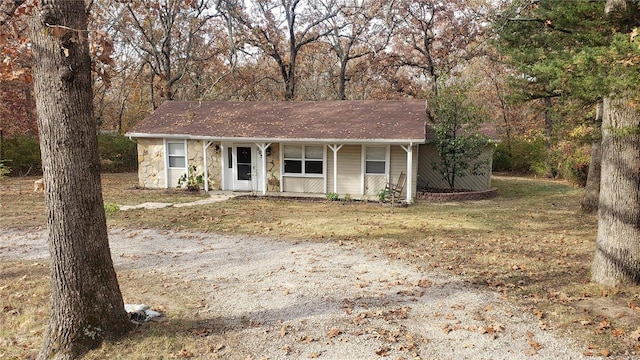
left=322, top=0, right=393, bottom=100
left=110, top=0, right=222, bottom=107
left=229, top=0, right=340, bottom=100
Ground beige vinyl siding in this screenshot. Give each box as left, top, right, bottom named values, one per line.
left=411, top=145, right=419, bottom=198
left=168, top=168, right=184, bottom=188
left=364, top=175, right=386, bottom=196
left=282, top=177, right=324, bottom=193
left=336, top=145, right=362, bottom=195
left=387, top=145, right=419, bottom=198
left=281, top=144, right=325, bottom=193
left=389, top=145, right=407, bottom=197
left=418, top=144, right=493, bottom=191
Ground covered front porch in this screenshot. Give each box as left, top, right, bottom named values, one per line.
left=197, top=140, right=418, bottom=204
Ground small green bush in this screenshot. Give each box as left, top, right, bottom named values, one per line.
left=1, top=135, right=41, bottom=176
left=177, top=165, right=204, bottom=191
left=325, top=192, right=339, bottom=201
left=377, top=188, right=391, bottom=202
left=98, top=133, right=137, bottom=173
left=103, top=202, right=120, bottom=213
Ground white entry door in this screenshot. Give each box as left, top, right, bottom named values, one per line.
left=234, top=145, right=254, bottom=191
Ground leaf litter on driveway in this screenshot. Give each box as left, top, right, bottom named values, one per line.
left=0, top=227, right=601, bottom=359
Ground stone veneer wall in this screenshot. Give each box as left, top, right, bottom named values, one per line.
left=266, top=144, right=280, bottom=192
left=186, top=140, right=222, bottom=190
left=138, top=140, right=280, bottom=191
left=137, top=138, right=165, bottom=188
left=206, top=143, right=222, bottom=190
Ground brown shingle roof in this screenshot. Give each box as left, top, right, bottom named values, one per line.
left=128, top=100, right=428, bottom=143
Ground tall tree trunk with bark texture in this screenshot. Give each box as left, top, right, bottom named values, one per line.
left=581, top=139, right=602, bottom=214
left=591, top=96, right=640, bottom=285
left=30, top=1, right=133, bottom=359
left=591, top=0, right=640, bottom=286
left=581, top=101, right=603, bottom=214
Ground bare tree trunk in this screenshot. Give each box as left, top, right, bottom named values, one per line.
left=591, top=96, right=640, bottom=285
left=30, top=1, right=133, bottom=359
left=338, top=58, right=347, bottom=100
left=581, top=138, right=602, bottom=214
left=581, top=101, right=603, bottom=214
left=543, top=96, right=556, bottom=177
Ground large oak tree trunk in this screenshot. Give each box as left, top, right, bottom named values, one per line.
left=581, top=101, right=603, bottom=214
left=591, top=96, right=640, bottom=285
left=30, top=1, right=133, bottom=359
left=581, top=139, right=602, bottom=214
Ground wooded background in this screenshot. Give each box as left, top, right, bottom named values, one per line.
left=0, top=0, right=636, bottom=187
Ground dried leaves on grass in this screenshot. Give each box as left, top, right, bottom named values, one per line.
left=0, top=259, right=228, bottom=360
left=105, top=175, right=640, bottom=356
left=3, top=174, right=640, bottom=356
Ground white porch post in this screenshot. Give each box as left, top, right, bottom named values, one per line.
left=202, top=141, right=213, bottom=192
left=401, top=143, right=414, bottom=204
left=163, top=139, right=169, bottom=188
left=328, top=144, right=343, bottom=193
left=220, top=144, right=226, bottom=190
left=257, top=143, right=271, bottom=195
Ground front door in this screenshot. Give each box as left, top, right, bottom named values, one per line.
left=234, top=146, right=253, bottom=191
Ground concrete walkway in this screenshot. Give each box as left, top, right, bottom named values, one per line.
left=117, top=190, right=340, bottom=211
left=118, top=193, right=237, bottom=211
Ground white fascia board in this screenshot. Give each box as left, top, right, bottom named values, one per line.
left=125, top=132, right=426, bottom=145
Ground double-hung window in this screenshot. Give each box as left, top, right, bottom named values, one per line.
left=365, top=146, right=386, bottom=174
left=167, top=142, right=186, bottom=168
left=284, top=145, right=324, bottom=175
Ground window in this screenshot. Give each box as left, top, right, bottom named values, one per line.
left=284, top=145, right=324, bottom=175
left=167, top=142, right=186, bottom=168
left=284, top=145, right=302, bottom=173
left=304, top=146, right=323, bottom=174
left=365, top=147, right=386, bottom=174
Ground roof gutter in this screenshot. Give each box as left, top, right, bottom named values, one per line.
left=125, top=132, right=427, bottom=145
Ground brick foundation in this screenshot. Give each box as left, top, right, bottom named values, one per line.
left=415, top=188, right=498, bottom=202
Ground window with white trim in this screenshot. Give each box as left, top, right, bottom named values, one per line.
left=365, top=146, right=386, bottom=174
left=167, top=142, right=186, bottom=168
left=284, top=145, right=324, bottom=175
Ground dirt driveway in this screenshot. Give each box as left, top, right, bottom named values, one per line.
left=1, top=227, right=599, bottom=359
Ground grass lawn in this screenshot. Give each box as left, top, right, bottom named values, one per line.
left=1, top=172, right=640, bottom=358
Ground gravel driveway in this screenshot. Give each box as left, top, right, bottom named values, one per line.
left=1, top=227, right=599, bottom=359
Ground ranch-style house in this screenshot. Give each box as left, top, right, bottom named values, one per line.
left=126, top=100, right=495, bottom=203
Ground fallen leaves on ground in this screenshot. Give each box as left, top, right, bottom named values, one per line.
left=375, top=347, right=391, bottom=356
left=525, top=330, right=543, bottom=355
